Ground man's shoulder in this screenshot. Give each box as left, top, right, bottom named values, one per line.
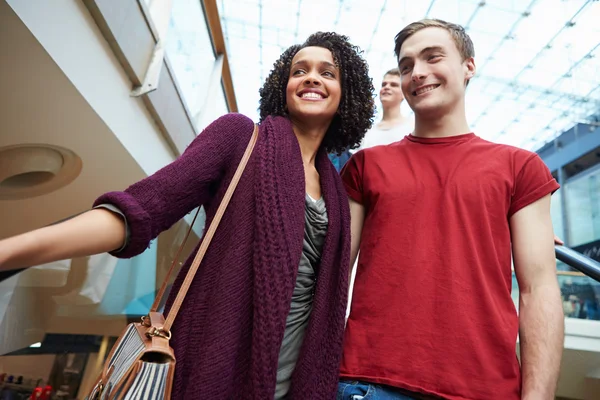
left=357, top=138, right=408, bottom=156
left=471, top=136, right=537, bottom=161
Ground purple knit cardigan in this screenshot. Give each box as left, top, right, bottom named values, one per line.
left=94, top=114, right=351, bottom=399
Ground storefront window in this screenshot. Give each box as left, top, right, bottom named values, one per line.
left=565, top=166, right=600, bottom=248
left=550, top=187, right=564, bottom=239
left=166, top=0, right=216, bottom=119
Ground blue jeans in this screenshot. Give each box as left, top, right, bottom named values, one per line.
left=337, top=380, right=418, bottom=400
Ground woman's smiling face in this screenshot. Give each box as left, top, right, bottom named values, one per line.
left=285, top=46, right=342, bottom=125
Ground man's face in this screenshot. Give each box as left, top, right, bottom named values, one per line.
left=379, top=74, right=403, bottom=107
left=397, top=27, right=475, bottom=118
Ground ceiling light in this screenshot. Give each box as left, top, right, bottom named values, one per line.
left=0, top=144, right=82, bottom=200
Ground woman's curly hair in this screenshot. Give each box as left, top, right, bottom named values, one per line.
left=258, top=32, right=375, bottom=154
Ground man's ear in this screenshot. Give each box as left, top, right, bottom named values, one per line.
left=464, top=57, right=476, bottom=80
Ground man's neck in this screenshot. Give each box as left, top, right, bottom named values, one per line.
left=413, top=109, right=470, bottom=139
left=378, top=103, right=406, bottom=128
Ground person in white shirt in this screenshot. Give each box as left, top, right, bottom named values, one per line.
left=355, top=68, right=413, bottom=151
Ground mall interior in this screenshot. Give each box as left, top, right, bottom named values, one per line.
left=0, top=0, right=599, bottom=399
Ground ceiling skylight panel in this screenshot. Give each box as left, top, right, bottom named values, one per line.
left=549, top=98, right=580, bottom=115
left=526, top=106, right=562, bottom=127
left=397, top=1, right=430, bottom=22
left=224, top=0, right=260, bottom=24
left=496, top=125, right=534, bottom=146
left=482, top=42, right=533, bottom=80
left=548, top=0, right=593, bottom=19
left=510, top=5, right=565, bottom=51
left=369, top=11, right=407, bottom=52
left=492, top=98, right=524, bottom=120
left=516, top=48, right=572, bottom=87
left=535, top=92, right=564, bottom=109
left=465, top=76, right=487, bottom=97
left=296, top=2, right=341, bottom=40
left=468, top=30, right=505, bottom=68
left=259, top=0, right=292, bottom=6
left=477, top=105, right=520, bottom=138
left=555, top=76, right=596, bottom=99
left=270, top=28, right=296, bottom=48
left=336, top=10, right=381, bottom=48
left=550, top=115, right=583, bottom=136
left=242, top=23, right=261, bottom=41
left=223, top=19, right=248, bottom=38
left=262, top=42, right=286, bottom=66
left=481, top=0, right=531, bottom=14
left=230, top=37, right=261, bottom=59
left=261, top=4, right=296, bottom=31
left=520, top=129, right=560, bottom=151
left=569, top=50, right=600, bottom=82
left=365, top=49, right=389, bottom=68
left=480, top=79, right=510, bottom=97
left=472, top=113, right=503, bottom=137
left=551, top=25, right=599, bottom=65
left=467, top=5, right=521, bottom=35
left=587, top=83, right=600, bottom=101
left=427, top=0, right=480, bottom=27
left=517, top=109, right=555, bottom=133
left=466, top=92, right=495, bottom=120
left=514, top=87, right=545, bottom=107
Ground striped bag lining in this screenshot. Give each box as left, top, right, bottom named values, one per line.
left=123, top=362, right=170, bottom=400
left=103, top=324, right=145, bottom=398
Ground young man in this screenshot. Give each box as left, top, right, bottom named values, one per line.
left=355, top=68, right=414, bottom=151
left=338, top=19, right=564, bottom=400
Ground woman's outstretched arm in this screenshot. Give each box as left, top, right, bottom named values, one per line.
left=0, top=208, right=125, bottom=271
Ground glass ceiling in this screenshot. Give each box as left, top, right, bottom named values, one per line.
left=217, top=0, right=600, bottom=151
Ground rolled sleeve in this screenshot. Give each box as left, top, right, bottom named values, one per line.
left=93, top=193, right=152, bottom=257
left=93, top=203, right=131, bottom=255
left=340, top=151, right=365, bottom=204
left=509, top=154, right=560, bottom=217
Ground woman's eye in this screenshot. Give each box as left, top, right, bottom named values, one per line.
left=293, top=69, right=305, bottom=75
left=323, top=71, right=335, bottom=77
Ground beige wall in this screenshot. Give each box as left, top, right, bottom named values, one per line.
left=0, top=354, right=55, bottom=382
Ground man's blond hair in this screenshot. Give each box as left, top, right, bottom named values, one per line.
left=384, top=67, right=400, bottom=77
left=394, top=19, right=475, bottom=61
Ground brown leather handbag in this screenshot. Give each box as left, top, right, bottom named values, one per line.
left=87, top=124, right=259, bottom=399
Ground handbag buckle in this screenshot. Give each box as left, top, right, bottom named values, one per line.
left=145, top=326, right=171, bottom=340
left=91, top=382, right=103, bottom=399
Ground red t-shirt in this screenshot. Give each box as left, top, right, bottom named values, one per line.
left=340, top=133, right=559, bottom=400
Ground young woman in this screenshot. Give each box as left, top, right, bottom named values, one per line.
left=0, top=32, right=375, bottom=399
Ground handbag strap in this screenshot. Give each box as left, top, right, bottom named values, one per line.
left=148, top=124, right=259, bottom=333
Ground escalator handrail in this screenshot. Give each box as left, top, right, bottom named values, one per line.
left=555, top=245, right=600, bottom=283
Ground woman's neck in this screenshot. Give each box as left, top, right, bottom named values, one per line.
left=290, top=118, right=329, bottom=166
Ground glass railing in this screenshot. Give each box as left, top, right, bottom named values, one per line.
left=555, top=245, right=600, bottom=283
left=511, top=246, right=600, bottom=321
